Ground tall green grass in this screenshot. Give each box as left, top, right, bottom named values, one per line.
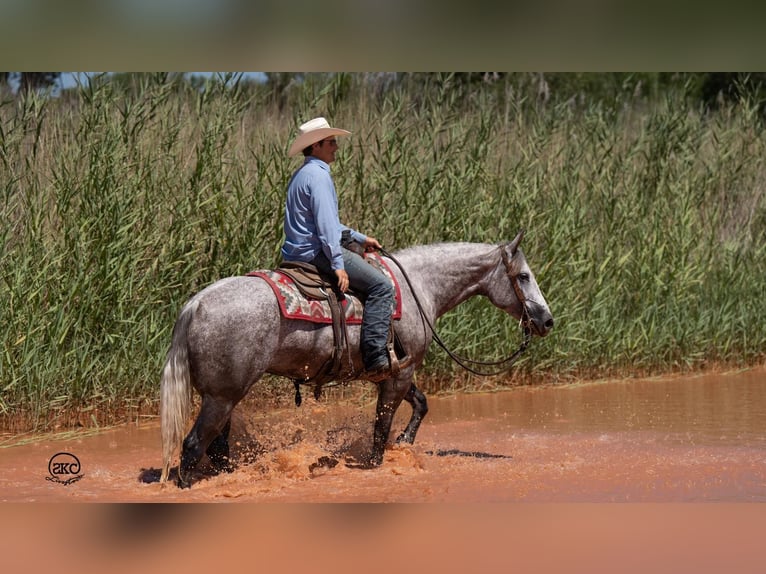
left=2, top=74, right=765, bottom=430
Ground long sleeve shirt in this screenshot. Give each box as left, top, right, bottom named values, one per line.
left=280, top=157, right=367, bottom=271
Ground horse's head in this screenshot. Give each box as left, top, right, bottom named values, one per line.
left=489, top=230, right=554, bottom=337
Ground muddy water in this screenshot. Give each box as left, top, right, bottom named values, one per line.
left=1, top=369, right=764, bottom=502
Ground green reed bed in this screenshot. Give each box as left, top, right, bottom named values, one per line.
left=2, top=74, right=765, bottom=430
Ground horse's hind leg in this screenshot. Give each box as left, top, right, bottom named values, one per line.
left=178, top=395, right=234, bottom=488
left=395, top=383, right=429, bottom=445
left=206, top=418, right=233, bottom=474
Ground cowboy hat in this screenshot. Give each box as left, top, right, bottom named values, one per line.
left=288, top=117, right=351, bottom=157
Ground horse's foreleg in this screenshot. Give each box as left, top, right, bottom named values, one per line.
left=206, top=418, right=233, bottom=474
left=395, top=383, right=428, bottom=445
left=353, top=378, right=410, bottom=468
left=178, top=395, right=234, bottom=488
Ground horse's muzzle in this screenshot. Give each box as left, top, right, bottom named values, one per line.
left=528, top=303, right=554, bottom=337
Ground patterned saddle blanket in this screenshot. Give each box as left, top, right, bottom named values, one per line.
left=246, top=253, right=402, bottom=325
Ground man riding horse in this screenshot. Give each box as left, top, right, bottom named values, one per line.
left=281, top=117, right=395, bottom=382
left=159, top=119, right=554, bottom=488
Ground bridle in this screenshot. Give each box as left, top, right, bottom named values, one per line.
left=500, top=245, right=534, bottom=336
left=379, top=245, right=532, bottom=377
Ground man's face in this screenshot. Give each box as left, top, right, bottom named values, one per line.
left=312, top=137, right=339, bottom=164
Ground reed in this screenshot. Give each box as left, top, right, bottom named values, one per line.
left=2, top=74, right=765, bottom=430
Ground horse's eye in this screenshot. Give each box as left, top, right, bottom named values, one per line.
left=517, top=273, right=530, bottom=282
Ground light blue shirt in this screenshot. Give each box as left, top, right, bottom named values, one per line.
left=280, top=157, right=366, bottom=271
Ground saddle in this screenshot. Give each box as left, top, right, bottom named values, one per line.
left=274, top=259, right=408, bottom=404
left=277, top=260, right=350, bottom=391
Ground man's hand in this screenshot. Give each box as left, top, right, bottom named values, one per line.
left=363, top=237, right=382, bottom=252
left=335, top=269, right=349, bottom=292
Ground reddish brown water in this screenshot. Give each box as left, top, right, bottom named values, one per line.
left=1, top=368, right=764, bottom=502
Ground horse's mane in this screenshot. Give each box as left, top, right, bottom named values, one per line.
left=389, top=241, right=498, bottom=261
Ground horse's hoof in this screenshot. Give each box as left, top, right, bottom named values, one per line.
left=309, top=456, right=339, bottom=473
left=176, top=474, right=192, bottom=489
left=210, top=458, right=234, bottom=475
left=395, top=433, right=415, bottom=445
left=344, top=455, right=382, bottom=470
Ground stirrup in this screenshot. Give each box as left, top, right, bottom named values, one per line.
left=386, top=343, right=412, bottom=376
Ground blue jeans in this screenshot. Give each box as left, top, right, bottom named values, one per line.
left=311, top=248, right=395, bottom=370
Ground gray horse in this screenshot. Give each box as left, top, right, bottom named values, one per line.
left=160, top=230, right=554, bottom=487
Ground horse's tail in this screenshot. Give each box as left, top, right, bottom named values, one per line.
left=159, top=299, right=198, bottom=484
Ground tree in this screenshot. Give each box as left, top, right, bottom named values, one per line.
left=699, top=73, right=766, bottom=110
left=19, top=72, right=60, bottom=93
left=0, top=72, right=61, bottom=94
left=264, top=72, right=303, bottom=111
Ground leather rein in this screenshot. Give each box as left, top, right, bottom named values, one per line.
left=379, top=246, right=532, bottom=377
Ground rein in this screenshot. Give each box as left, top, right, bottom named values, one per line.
left=379, top=246, right=532, bottom=377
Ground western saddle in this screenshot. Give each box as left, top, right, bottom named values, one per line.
left=276, top=259, right=408, bottom=406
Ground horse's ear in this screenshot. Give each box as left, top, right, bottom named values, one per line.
left=508, top=229, right=525, bottom=254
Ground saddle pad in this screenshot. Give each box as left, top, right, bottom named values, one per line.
left=247, top=253, right=402, bottom=325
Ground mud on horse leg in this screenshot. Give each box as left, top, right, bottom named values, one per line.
left=396, top=382, right=428, bottom=445
left=177, top=395, right=234, bottom=488
left=206, top=419, right=234, bottom=474
left=349, top=377, right=411, bottom=468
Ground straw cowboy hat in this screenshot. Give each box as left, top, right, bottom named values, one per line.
left=288, top=117, right=351, bottom=157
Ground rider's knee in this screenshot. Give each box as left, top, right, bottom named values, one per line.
left=376, top=280, right=395, bottom=300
